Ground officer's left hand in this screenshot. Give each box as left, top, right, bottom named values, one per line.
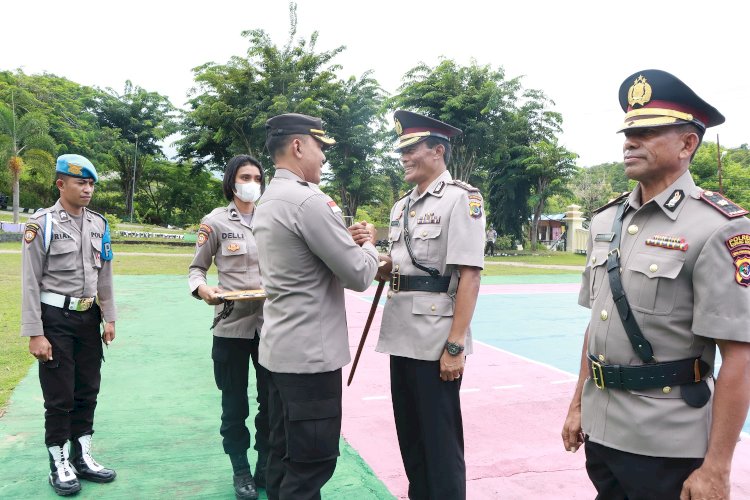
left=348, top=221, right=375, bottom=247
left=440, top=350, right=465, bottom=382
left=680, top=463, right=730, bottom=500
left=102, top=321, right=115, bottom=345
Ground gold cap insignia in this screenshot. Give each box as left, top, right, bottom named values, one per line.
left=395, top=118, right=403, bottom=136
left=67, top=163, right=82, bottom=175
left=628, top=75, right=652, bottom=107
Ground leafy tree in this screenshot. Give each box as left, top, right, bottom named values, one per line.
left=92, top=81, right=177, bottom=218
left=0, top=100, right=55, bottom=222
left=322, top=72, right=385, bottom=218
left=523, top=139, right=577, bottom=248
left=179, top=2, right=345, bottom=171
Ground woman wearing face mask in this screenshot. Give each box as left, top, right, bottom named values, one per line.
left=188, top=155, right=268, bottom=500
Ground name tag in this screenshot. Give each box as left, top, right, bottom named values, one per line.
left=390, top=220, right=400, bottom=227
left=595, top=233, right=615, bottom=242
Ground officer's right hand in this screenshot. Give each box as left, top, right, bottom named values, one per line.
left=29, top=335, right=53, bottom=362
left=376, top=255, right=392, bottom=281
left=198, top=284, right=225, bottom=305
left=561, top=403, right=584, bottom=453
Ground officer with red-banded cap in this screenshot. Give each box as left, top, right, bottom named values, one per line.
left=376, top=110, right=485, bottom=499
left=562, top=70, right=750, bottom=499
left=21, top=154, right=117, bottom=496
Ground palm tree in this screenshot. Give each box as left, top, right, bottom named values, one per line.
left=0, top=98, right=56, bottom=223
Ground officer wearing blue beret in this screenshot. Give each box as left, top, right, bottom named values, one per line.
left=21, top=154, right=117, bottom=496
left=562, top=70, right=750, bottom=499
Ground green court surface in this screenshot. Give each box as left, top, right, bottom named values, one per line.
left=0, top=275, right=393, bottom=499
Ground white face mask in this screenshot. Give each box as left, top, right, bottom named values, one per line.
left=234, top=182, right=261, bottom=203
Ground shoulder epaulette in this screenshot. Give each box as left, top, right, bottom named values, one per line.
left=449, top=179, right=480, bottom=192
left=594, top=192, right=630, bottom=214
left=700, top=190, right=749, bottom=218
left=397, top=189, right=413, bottom=201
left=85, top=207, right=107, bottom=221
left=29, top=208, right=50, bottom=220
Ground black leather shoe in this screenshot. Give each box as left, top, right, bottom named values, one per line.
left=48, top=445, right=81, bottom=496
left=69, top=435, right=116, bottom=483
left=233, top=470, right=259, bottom=500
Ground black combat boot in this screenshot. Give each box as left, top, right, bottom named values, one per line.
left=69, top=434, right=116, bottom=483
left=48, top=444, right=81, bottom=496
left=233, top=469, right=259, bottom=500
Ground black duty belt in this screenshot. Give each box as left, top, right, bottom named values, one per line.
left=390, top=274, right=451, bottom=293
left=588, top=354, right=710, bottom=391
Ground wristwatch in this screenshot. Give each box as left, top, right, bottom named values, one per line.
left=444, top=341, right=465, bottom=356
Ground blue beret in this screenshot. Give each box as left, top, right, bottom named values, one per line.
left=56, top=154, right=98, bottom=182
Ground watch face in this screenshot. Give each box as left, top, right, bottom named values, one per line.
left=446, top=342, right=464, bottom=355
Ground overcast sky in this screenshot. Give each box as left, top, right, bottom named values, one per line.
left=4, top=0, right=748, bottom=167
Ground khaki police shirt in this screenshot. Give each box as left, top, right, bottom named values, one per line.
left=21, top=200, right=116, bottom=337
left=253, top=169, right=379, bottom=373
left=376, top=170, right=486, bottom=361
left=188, top=201, right=263, bottom=339
left=579, top=171, right=750, bottom=458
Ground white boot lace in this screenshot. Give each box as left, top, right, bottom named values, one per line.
left=48, top=445, right=76, bottom=482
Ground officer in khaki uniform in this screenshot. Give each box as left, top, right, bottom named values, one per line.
left=189, top=154, right=268, bottom=500
left=253, top=113, right=379, bottom=500
left=21, top=154, right=117, bottom=496
left=376, top=111, right=485, bottom=500
left=562, top=70, right=750, bottom=499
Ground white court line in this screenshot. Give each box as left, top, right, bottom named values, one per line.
left=493, top=384, right=523, bottom=390
left=362, top=395, right=389, bottom=401
left=475, top=340, right=577, bottom=378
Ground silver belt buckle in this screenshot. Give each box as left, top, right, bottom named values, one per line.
left=71, top=297, right=94, bottom=312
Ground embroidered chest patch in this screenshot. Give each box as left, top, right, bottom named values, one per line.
left=227, top=243, right=240, bottom=252
left=197, top=224, right=212, bottom=247
left=645, top=234, right=688, bottom=251
left=725, top=234, right=750, bottom=286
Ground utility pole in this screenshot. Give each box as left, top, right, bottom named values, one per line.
left=130, top=134, right=138, bottom=222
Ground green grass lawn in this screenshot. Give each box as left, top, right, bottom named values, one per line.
left=486, top=251, right=587, bottom=266
left=481, top=265, right=578, bottom=276
left=0, top=243, right=210, bottom=410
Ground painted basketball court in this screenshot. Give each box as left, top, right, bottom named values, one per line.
left=2, top=274, right=750, bottom=498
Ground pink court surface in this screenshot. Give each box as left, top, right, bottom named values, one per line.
left=341, top=282, right=750, bottom=499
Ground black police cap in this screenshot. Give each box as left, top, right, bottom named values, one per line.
left=265, top=113, right=335, bottom=146
left=618, top=69, right=724, bottom=132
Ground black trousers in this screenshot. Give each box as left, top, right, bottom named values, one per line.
left=212, top=335, right=270, bottom=459
left=390, top=355, right=465, bottom=500
left=585, top=438, right=704, bottom=500
left=39, top=303, right=103, bottom=446
left=265, top=369, right=342, bottom=500
left=484, top=241, right=495, bottom=256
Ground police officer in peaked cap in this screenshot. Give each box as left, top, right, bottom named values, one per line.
left=21, top=154, right=117, bottom=496
left=376, top=110, right=486, bottom=499
left=562, top=70, right=750, bottom=499
left=253, top=113, right=379, bottom=499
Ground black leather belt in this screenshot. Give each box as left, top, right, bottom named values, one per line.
left=390, top=273, right=450, bottom=293
left=588, top=354, right=710, bottom=391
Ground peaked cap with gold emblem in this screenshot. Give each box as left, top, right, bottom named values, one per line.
left=393, top=110, right=462, bottom=152
left=265, top=113, right=336, bottom=147
left=56, top=154, right=99, bottom=182
left=617, top=69, right=724, bottom=133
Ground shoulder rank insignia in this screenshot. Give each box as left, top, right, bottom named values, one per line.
left=24, top=222, right=41, bottom=244
left=646, top=234, right=688, bottom=251
left=700, top=190, right=749, bottom=218
left=197, top=223, right=212, bottom=247
left=594, top=192, right=630, bottom=214
left=725, top=234, right=750, bottom=286
left=450, top=179, right=480, bottom=192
